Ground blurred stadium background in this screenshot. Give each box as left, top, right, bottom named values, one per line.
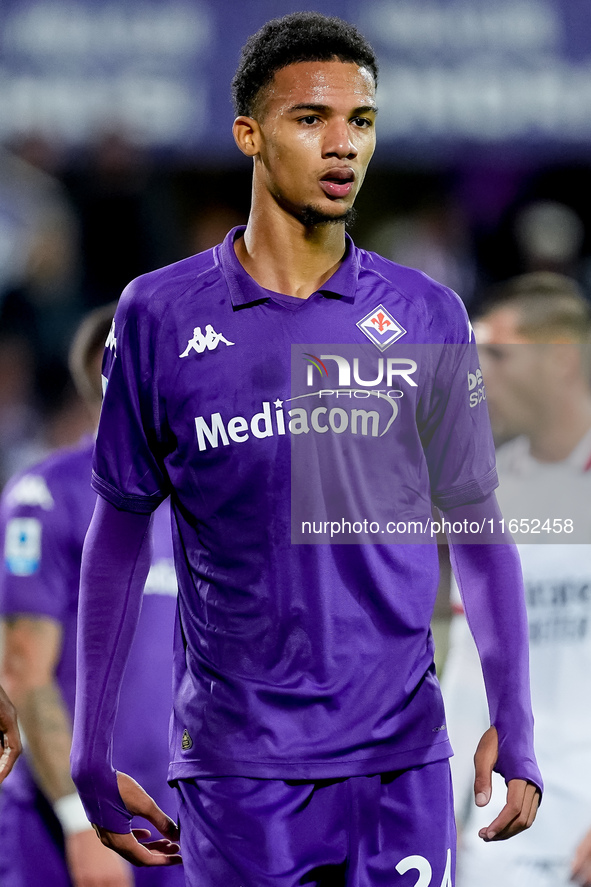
left=1, top=0, right=591, bottom=485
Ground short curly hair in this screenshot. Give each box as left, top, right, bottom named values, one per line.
left=232, top=12, right=378, bottom=118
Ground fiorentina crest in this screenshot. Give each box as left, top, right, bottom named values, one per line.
left=356, top=305, right=407, bottom=352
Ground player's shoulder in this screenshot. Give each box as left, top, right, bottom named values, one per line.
left=356, top=246, right=471, bottom=341
left=1, top=437, right=94, bottom=517
left=118, top=247, right=220, bottom=321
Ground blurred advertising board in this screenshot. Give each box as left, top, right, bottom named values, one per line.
left=0, top=0, right=590, bottom=161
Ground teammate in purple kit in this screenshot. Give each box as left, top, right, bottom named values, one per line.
left=0, top=304, right=183, bottom=887
left=71, top=13, right=541, bottom=886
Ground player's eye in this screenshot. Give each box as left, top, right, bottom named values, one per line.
left=352, top=117, right=373, bottom=128
left=299, top=115, right=320, bottom=125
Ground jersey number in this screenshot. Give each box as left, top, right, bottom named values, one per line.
left=396, top=848, right=452, bottom=887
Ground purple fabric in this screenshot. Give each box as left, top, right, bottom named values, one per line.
left=0, top=441, right=181, bottom=878
left=176, top=762, right=455, bottom=887
left=0, top=789, right=70, bottom=887
left=445, top=493, right=543, bottom=792
left=71, top=496, right=153, bottom=832
left=72, top=227, right=539, bottom=835
left=0, top=439, right=96, bottom=726
left=0, top=787, right=185, bottom=887
left=85, top=229, right=498, bottom=797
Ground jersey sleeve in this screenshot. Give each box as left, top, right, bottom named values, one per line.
left=447, top=512, right=543, bottom=793
left=418, top=293, right=498, bottom=508
left=0, top=476, right=71, bottom=622
left=92, top=280, right=170, bottom=513
left=71, top=498, right=153, bottom=832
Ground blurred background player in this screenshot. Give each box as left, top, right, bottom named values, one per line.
left=0, top=682, right=21, bottom=781
left=0, top=303, right=183, bottom=886
left=441, top=271, right=591, bottom=887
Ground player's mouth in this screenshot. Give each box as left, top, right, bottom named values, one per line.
left=319, top=168, right=355, bottom=199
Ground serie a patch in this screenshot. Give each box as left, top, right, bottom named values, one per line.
left=5, top=517, right=42, bottom=576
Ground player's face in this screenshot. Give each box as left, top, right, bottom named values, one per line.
left=476, top=308, right=557, bottom=442
left=245, top=60, right=377, bottom=224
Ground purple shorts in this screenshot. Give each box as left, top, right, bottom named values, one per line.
left=176, top=759, right=456, bottom=887
left=0, top=788, right=185, bottom=887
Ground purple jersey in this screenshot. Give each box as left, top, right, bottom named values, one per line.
left=93, top=227, right=497, bottom=783
left=0, top=438, right=177, bottom=816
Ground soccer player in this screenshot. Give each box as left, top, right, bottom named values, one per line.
left=0, top=304, right=183, bottom=887
left=441, top=272, right=591, bottom=887
left=71, top=13, right=542, bottom=886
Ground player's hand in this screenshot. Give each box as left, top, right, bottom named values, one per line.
left=571, top=826, right=591, bottom=885
left=473, top=725, right=540, bottom=842
left=66, top=828, right=134, bottom=887
left=0, top=683, right=21, bottom=783
left=92, top=772, right=182, bottom=868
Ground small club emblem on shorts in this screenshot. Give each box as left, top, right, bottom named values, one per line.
left=182, top=729, right=193, bottom=750
left=356, top=304, right=407, bottom=351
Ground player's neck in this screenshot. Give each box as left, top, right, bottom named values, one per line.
left=235, top=203, right=347, bottom=299
left=528, top=392, right=591, bottom=462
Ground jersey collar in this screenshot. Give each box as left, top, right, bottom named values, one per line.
left=219, top=226, right=359, bottom=309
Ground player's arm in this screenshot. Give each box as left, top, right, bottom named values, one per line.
left=572, top=827, right=591, bottom=886
left=443, top=491, right=542, bottom=842
left=439, top=595, right=490, bottom=830
left=0, top=679, right=21, bottom=781
left=2, top=614, right=134, bottom=887
left=70, top=495, right=181, bottom=868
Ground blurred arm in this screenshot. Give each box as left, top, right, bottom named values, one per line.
left=2, top=615, right=74, bottom=801
left=2, top=615, right=133, bottom=886
left=572, top=827, right=591, bottom=886
left=0, top=679, right=21, bottom=782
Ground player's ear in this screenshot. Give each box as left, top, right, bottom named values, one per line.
left=233, top=116, right=261, bottom=157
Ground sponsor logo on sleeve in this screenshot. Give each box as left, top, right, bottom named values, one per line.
left=5, top=517, right=42, bottom=575
left=468, top=367, right=486, bottom=407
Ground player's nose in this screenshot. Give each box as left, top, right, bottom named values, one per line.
left=323, top=118, right=358, bottom=159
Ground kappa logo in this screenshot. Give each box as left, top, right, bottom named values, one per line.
left=356, top=305, right=407, bottom=352
left=180, top=324, right=234, bottom=357
left=7, top=475, right=54, bottom=510
left=105, top=320, right=117, bottom=353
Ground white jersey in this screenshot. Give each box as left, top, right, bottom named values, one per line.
left=442, top=429, right=591, bottom=887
